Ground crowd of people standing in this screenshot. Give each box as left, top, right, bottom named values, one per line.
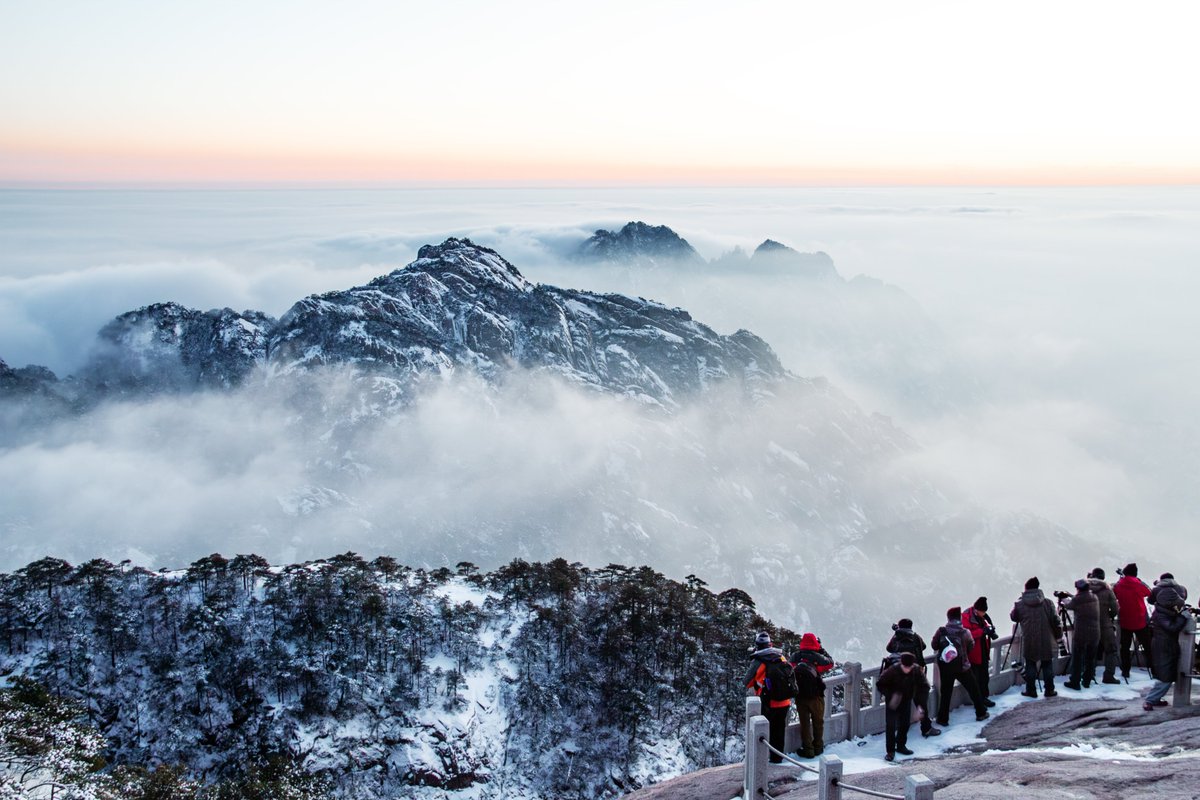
left=745, top=563, right=1194, bottom=763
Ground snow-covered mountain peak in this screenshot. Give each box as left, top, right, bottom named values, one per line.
left=405, top=236, right=533, bottom=293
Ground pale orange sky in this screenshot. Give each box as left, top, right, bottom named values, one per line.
left=3, top=1, right=1199, bottom=186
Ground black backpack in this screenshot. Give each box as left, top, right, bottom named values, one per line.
left=794, top=659, right=825, bottom=698
left=763, top=657, right=798, bottom=702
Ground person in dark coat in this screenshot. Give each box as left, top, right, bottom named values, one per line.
left=1064, top=578, right=1100, bottom=689
left=962, top=598, right=998, bottom=703
left=1086, top=568, right=1121, bottom=684
left=931, top=607, right=989, bottom=725
left=876, top=652, right=925, bottom=761
left=1113, top=563, right=1153, bottom=679
left=1010, top=576, right=1064, bottom=698
left=1150, top=573, right=1188, bottom=613
left=790, top=632, right=834, bottom=757
left=744, top=631, right=792, bottom=763
left=886, top=618, right=940, bottom=737
left=1143, top=576, right=1191, bottom=710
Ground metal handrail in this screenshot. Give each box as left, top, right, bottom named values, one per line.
left=831, top=777, right=904, bottom=800
left=758, top=736, right=819, bottom=774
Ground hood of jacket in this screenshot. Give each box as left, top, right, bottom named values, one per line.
left=751, top=646, right=784, bottom=662
left=1021, top=588, right=1047, bottom=606
left=1086, top=578, right=1110, bottom=593
left=798, top=632, right=821, bottom=650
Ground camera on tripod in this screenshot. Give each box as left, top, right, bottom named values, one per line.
left=1052, top=590, right=1072, bottom=601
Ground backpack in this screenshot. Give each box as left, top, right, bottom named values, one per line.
left=763, top=657, right=798, bottom=702
left=934, top=627, right=966, bottom=668
left=794, top=659, right=825, bottom=698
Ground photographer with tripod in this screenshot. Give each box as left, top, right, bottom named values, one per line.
left=1060, top=580, right=1100, bottom=690
left=1011, top=577, right=1064, bottom=698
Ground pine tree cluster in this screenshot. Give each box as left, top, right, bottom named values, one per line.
left=1, top=554, right=793, bottom=799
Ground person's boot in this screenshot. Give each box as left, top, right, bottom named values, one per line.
left=1063, top=680, right=1081, bottom=690
left=921, top=726, right=942, bottom=737
left=814, top=741, right=824, bottom=755
left=798, top=746, right=815, bottom=758
left=1021, top=681, right=1038, bottom=698
left=1044, top=684, right=1057, bottom=697
left=1102, top=674, right=1121, bottom=684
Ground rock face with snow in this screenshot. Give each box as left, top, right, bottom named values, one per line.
left=82, top=302, right=274, bottom=394
left=575, top=222, right=704, bottom=267
left=268, top=237, right=782, bottom=407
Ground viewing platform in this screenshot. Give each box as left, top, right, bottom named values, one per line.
left=626, top=622, right=1200, bottom=800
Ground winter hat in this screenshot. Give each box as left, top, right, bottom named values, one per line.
left=755, top=631, right=771, bottom=648
left=897, top=618, right=913, bottom=630
left=1075, top=578, right=1089, bottom=591
left=1161, top=572, right=1174, bottom=581
left=947, top=606, right=962, bottom=621
left=974, top=597, right=988, bottom=612
left=1025, top=577, right=1040, bottom=591
left=799, top=632, right=820, bottom=650
left=1123, top=563, right=1138, bottom=577
left=1089, top=567, right=1105, bottom=580
left=899, top=653, right=917, bottom=667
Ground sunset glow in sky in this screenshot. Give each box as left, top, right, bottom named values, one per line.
left=3, top=0, right=1199, bottom=186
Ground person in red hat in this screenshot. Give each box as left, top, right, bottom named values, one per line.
left=790, top=633, right=835, bottom=757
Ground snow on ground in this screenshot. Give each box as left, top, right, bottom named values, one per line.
left=787, top=672, right=1157, bottom=781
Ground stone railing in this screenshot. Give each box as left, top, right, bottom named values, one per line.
left=741, top=621, right=1198, bottom=799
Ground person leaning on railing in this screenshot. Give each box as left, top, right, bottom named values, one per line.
left=1144, top=573, right=1190, bottom=710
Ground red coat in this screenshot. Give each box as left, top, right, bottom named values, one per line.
left=961, top=608, right=991, bottom=665
left=1113, top=575, right=1151, bottom=630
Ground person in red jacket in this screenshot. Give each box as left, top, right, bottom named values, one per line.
left=1113, top=562, right=1153, bottom=679
left=961, top=598, right=998, bottom=706
left=744, top=631, right=793, bottom=763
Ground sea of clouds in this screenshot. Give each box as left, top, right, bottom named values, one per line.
left=2, top=186, right=1199, bottom=596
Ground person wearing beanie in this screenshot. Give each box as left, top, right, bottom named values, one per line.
left=1086, top=569, right=1122, bottom=684
left=1063, top=578, right=1101, bottom=690
left=790, top=632, right=835, bottom=757
left=876, top=651, right=926, bottom=760
left=1011, top=577, right=1064, bottom=698
left=1113, top=565, right=1152, bottom=680
left=1144, top=574, right=1191, bottom=710
left=931, top=608, right=989, bottom=725
left=744, top=632, right=791, bottom=763
left=962, top=597, right=999, bottom=703
left=885, top=617, right=940, bottom=737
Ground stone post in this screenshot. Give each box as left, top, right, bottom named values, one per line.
left=818, top=754, right=842, bottom=800
left=745, top=715, right=769, bottom=799
left=844, top=661, right=862, bottom=739
left=1174, top=613, right=1196, bottom=708
left=905, top=774, right=935, bottom=800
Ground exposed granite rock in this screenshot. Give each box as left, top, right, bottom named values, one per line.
left=624, top=699, right=1200, bottom=799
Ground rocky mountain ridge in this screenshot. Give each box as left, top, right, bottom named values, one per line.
left=4, top=237, right=783, bottom=412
